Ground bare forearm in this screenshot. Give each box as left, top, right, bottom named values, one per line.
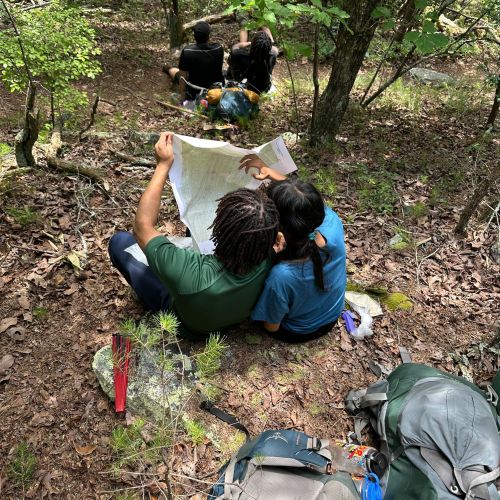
left=134, top=161, right=172, bottom=248
left=232, top=41, right=251, bottom=50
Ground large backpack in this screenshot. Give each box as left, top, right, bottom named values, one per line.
left=207, top=429, right=361, bottom=499
left=203, top=82, right=259, bottom=124
left=346, top=363, right=500, bottom=500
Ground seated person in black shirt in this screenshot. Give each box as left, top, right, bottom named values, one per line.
left=227, top=27, right=279, bottom=94
left=164, top=21, right=224, bottom=101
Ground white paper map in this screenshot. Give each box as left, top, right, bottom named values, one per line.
left=169, top=134, right=298, bottom=254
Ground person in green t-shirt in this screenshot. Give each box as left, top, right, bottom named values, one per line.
left=108, top=132, right=281, bottom=339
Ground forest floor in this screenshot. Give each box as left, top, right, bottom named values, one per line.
left=0, top=6, right=499, bottom=500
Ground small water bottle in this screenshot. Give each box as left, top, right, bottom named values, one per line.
left=331, top=443, right=388, bottom=479
left=343, top=443, right=388, bottom=478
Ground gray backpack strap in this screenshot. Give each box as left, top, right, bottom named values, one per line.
left=485, top=384, right=499, bottom=408
left=464, top=467, right=500, bottom=500
left=420, top=448, right=459, bottom=495
left=223, top=452, right=241, bottom=499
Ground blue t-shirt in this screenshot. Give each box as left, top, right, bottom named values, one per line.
left=251, top=206, right=346, bottom=334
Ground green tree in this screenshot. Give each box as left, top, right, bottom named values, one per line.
left=0, top=1, right=101, bottom=125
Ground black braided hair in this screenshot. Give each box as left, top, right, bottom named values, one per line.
left=267, top=178, right=327, bottom=290
left=210, top=188, right=279, bottom=276
left=247, top=31, right=273, bottom=78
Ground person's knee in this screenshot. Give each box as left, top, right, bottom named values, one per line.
left=109, top=231, right=136, bottom=262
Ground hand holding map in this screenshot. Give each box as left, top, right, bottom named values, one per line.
left=168, top=134, right=298, bottom=253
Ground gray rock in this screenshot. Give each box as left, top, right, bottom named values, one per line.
left=93, top=344, right=196, bottom=421
left=389, top=233, right=409, bottom=250
left=128, top=130, right=160, bottom=145
left=409, top=68, right=455, bottom=87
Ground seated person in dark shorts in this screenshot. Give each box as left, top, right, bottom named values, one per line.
left=108, top=132, right=281, bottom=340
left=164, top=21, right=224, bottom=101
left=227, top=26, right=279, bottom=94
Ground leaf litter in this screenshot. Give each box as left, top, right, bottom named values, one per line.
left=0, top=16, right=498, bottom=499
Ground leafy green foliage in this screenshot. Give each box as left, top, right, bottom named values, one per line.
left=227, top=0, right=349, bottom=59
left=119, top=313, right=180, bottom=349
left=111, top=419, right=146, bottom=468
left=356, top=167, right=397, bottom=214
left=194, top=334, right=228, bottom=380
left=314, top=167, right=337, bottom=199
left=5, top=206, right=39, bottom=227
left=0, top=142, right=12, bottom=157
left=404, top=202, right=428, bottom=218
left=183, top=419, right=206, bottom=445
left=8, top=443, right=37, bottom=489
left=33, top=306, right=49, bottom=320
left=0, top=1, right=101, bottom=113
left=404, top=9, right=449, bottom=54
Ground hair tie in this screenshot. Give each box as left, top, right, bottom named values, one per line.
left=308, top=231, right=317, bottom=241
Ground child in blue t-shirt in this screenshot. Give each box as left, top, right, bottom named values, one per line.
left=240, top=154, right=347, bottom=343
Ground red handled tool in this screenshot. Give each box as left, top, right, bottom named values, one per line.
left=112, top=334, right=132, bottom=414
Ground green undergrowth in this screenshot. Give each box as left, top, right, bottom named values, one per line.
left=346, top=280, right=413, bottom=312
left=8, top=443, right=37, bottom=490
left=0, top=142, right=12, bottom=157
left=5, top=206, right=40, bottom=227
left=354, top=164, right=398, bottom=214
left=110, top=312, right=228, bottom=485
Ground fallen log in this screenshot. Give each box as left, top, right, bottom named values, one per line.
left=182, top=12, right=235, bottom=32
left=0, top=167, right=32, bottom=180
left=156, top=100, right=208, bottom=119
left=111, top=149, right=156, bottom=167
left=44, top=126, right=102, bottom=181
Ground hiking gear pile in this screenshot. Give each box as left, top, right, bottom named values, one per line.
left=346, top=363, right=500, bottom=500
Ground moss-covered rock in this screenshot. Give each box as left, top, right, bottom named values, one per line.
left=381, top=292, right=413, bottom=311
left=92, top=345, right=195, bottom=422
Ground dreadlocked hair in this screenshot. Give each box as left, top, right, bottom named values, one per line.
left=267, top=178, right=327, bottom=291
left=247, top=31, right=273, bottom=78
left=210, top=188, right=279, bottom=276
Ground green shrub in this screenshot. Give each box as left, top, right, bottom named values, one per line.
left=357, top=170, right=397, bottom=214
left=8, top=443, right=37, bottom=489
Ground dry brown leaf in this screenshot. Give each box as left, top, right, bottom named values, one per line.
left=0, top=317, right=18, bottom=333
left=40, top=471, right=59, bottom=497
left=18, top=292, right=30, bottom=310
left=74, top=444, right=97, bottom=456
left=340, top=331, right=353, bottom=351
left=64, top=283, right=79, bottom=296
left=0, top=354, right=14, bottom=373
left=30, top=411, right=55, bottom=427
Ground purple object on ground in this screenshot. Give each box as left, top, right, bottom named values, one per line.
left=342, top=310, right=357, bottom=333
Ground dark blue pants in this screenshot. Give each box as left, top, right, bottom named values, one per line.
left=108, top=232, right=171, bottom=312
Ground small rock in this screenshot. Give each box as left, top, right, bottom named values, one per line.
left=409, top=68, right=455, bottom=87
left=0, top=354, right=14, bottom=373
left=245, top=333, right=263, bottom=345
left=128, top=130, right=160, bottom=145
left=389, top=234, right=409, bottom=250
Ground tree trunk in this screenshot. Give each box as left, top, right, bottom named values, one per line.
left=15, top=81, right=40, bottom=167
left=455, top=165, right=500, bottom=236
left=169, top=0, right=183, bottom=48
left=486, top=76, right=499, bottom=129
left=310, top=0, right=381, bottom=144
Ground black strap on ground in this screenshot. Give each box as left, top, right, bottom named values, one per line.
left=200, top=400, right=251, bottom=442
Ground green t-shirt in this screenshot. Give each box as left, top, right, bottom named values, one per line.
left=144, top=235, right=270, bottom=337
